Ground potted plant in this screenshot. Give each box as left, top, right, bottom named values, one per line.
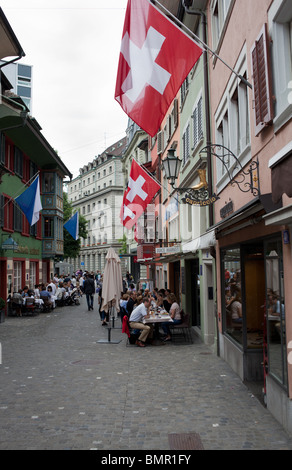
left=0, top=297, right=5, bottom=323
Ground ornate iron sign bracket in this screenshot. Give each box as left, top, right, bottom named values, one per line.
left=199, top=144, right=260, bottom=197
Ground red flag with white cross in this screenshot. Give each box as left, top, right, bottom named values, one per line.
left=115, top=0, right=203, bottom=137
left=120, top=159, right=160, bottom=230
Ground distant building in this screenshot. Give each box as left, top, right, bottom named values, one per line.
left=0, top=61, right=33, bottom=112
left=65, top=136, right=127, bottom=273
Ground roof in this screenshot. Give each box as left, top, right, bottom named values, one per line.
left=0, top=7, right=25, bottom=61
left=0, top=95, right=72, bottom=178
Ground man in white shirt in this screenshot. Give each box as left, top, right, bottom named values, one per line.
left=129, top=298, right=153, bottom=347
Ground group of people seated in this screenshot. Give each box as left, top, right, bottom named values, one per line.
left=11, top=283, right=55, bottom=316
left=10, top=276, right=82, bottom=316
left=120, top=287, right=182, bottom=348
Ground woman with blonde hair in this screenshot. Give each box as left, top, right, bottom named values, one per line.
left=162, top=293, right=182, bottom=342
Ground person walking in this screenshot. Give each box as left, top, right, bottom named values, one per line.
left=83, top=274, right=95, bottom=311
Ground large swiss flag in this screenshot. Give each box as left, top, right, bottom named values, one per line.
left=120, top=159, right=160, bottom=230
left=115, top=0, right=203, bottom=137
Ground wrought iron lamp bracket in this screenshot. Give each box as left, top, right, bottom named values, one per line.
left=199, top=144, right=260, bottom=197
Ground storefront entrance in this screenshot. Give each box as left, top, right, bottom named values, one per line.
left=221, top=235, right=287, bottom=389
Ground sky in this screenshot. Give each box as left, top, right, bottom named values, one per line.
left=0, top=0, right=129, bottom=179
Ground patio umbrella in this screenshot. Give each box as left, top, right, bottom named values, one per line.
left=101, top=247, right=123, bottom=316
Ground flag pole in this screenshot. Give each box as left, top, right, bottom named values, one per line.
left=151, top=0, right=252, bottom=89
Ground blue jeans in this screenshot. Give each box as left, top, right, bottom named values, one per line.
left=162, top=318, right=182, bottom=336
left=86, top=293, right=93, bottom=309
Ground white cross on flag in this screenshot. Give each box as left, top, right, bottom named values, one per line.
left=120, top=159, right=160, bottom=230
left=115, top=0, right=203, bottom=137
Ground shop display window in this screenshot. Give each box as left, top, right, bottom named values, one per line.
left=265, top=239, right=287, bottom=388
left=222, top=248, right=243, bottom=345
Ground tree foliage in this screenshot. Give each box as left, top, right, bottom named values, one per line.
left=63, top=192, right=88, bottom=259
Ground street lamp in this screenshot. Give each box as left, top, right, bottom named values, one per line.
left=162, top=149, right=182, bottom=188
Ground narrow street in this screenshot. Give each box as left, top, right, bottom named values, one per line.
left=0, top=297, right=292, bottom=451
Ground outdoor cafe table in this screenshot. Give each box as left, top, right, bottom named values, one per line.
left=143, top=312, right=173, bottom=341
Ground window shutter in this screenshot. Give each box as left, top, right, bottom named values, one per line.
left=251, top=23, right=273, bottom=136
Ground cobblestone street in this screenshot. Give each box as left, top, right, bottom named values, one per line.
left=1, top=297, right=292, bottom=451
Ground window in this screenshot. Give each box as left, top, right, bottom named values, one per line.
left=211, top=0, right=233, bottom=49
left=3, top=195, right=13, bottom=231
left=181, top=76, right=189, bottom=106
left=215, top=51, right=251, bottom=189
left=5, top=138, right=14, bottom=172
left=29, top=262, right=37, bottom=289
left=265, top=238, right=287, bottom=388
left=14, top=147, right=23, bottom=178
left=13, top=261, right=23, bottom=292
left=269, top=0, right=292, bottom=131
left=44, top=217, right=54, bottom=238
left=14, top=203, right=22, bottom=233
left=222, top=247, right=243, bottom=345
left=43, top=173, right=55, bottom=193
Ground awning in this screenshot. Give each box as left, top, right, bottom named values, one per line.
left=182, top=230, right=216, bottom=253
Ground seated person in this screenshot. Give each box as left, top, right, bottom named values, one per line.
left=56, top=282, right=66, bottom=300
left=162, top=293, right=182, bottom=342
left=40, top=286, right=52, bottom=309
left=21, top=286, right=29, bottom=297
left=126, top=291, right=137, bottom=316
left=129, top=297, right=153, bottom=347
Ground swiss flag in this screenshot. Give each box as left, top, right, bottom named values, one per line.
left=115, top=0, right=203, bottom=137
left=120, top=159, right=160, bottom=230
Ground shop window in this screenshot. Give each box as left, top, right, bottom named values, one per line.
left=265, top=239, right=287, bottom=388
left=222, top=247, right=243, bottom=345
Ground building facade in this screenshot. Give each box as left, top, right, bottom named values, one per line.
left=123, top=0, right=292, bottom=433
left=205, top=0, right=292, bottom=433
left=66, top=136, right=127, bottom=273
left=0, top=8, right=71, bottom=307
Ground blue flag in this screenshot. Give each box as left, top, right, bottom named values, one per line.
left=15, top=175, right=42, bottom=226
left=64, top=211, right=79, bottom=240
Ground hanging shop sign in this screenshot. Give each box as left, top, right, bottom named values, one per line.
left=182, top=192, right=220, bottom=206
left=180, top=169, right=220, bottom=206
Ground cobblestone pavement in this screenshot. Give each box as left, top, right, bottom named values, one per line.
left=1, top=297, right=292, bottom=451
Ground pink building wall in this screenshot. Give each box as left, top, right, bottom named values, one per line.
left=207, top=0, right=292, bottom=398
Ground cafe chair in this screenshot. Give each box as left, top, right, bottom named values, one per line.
left=122, top=315, right=141, bottom=346
left=169, top=311, right=193, bottom=343
left=24, top=297, right=36, bottom=316
left=40, top=296, right=52, bottom=313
